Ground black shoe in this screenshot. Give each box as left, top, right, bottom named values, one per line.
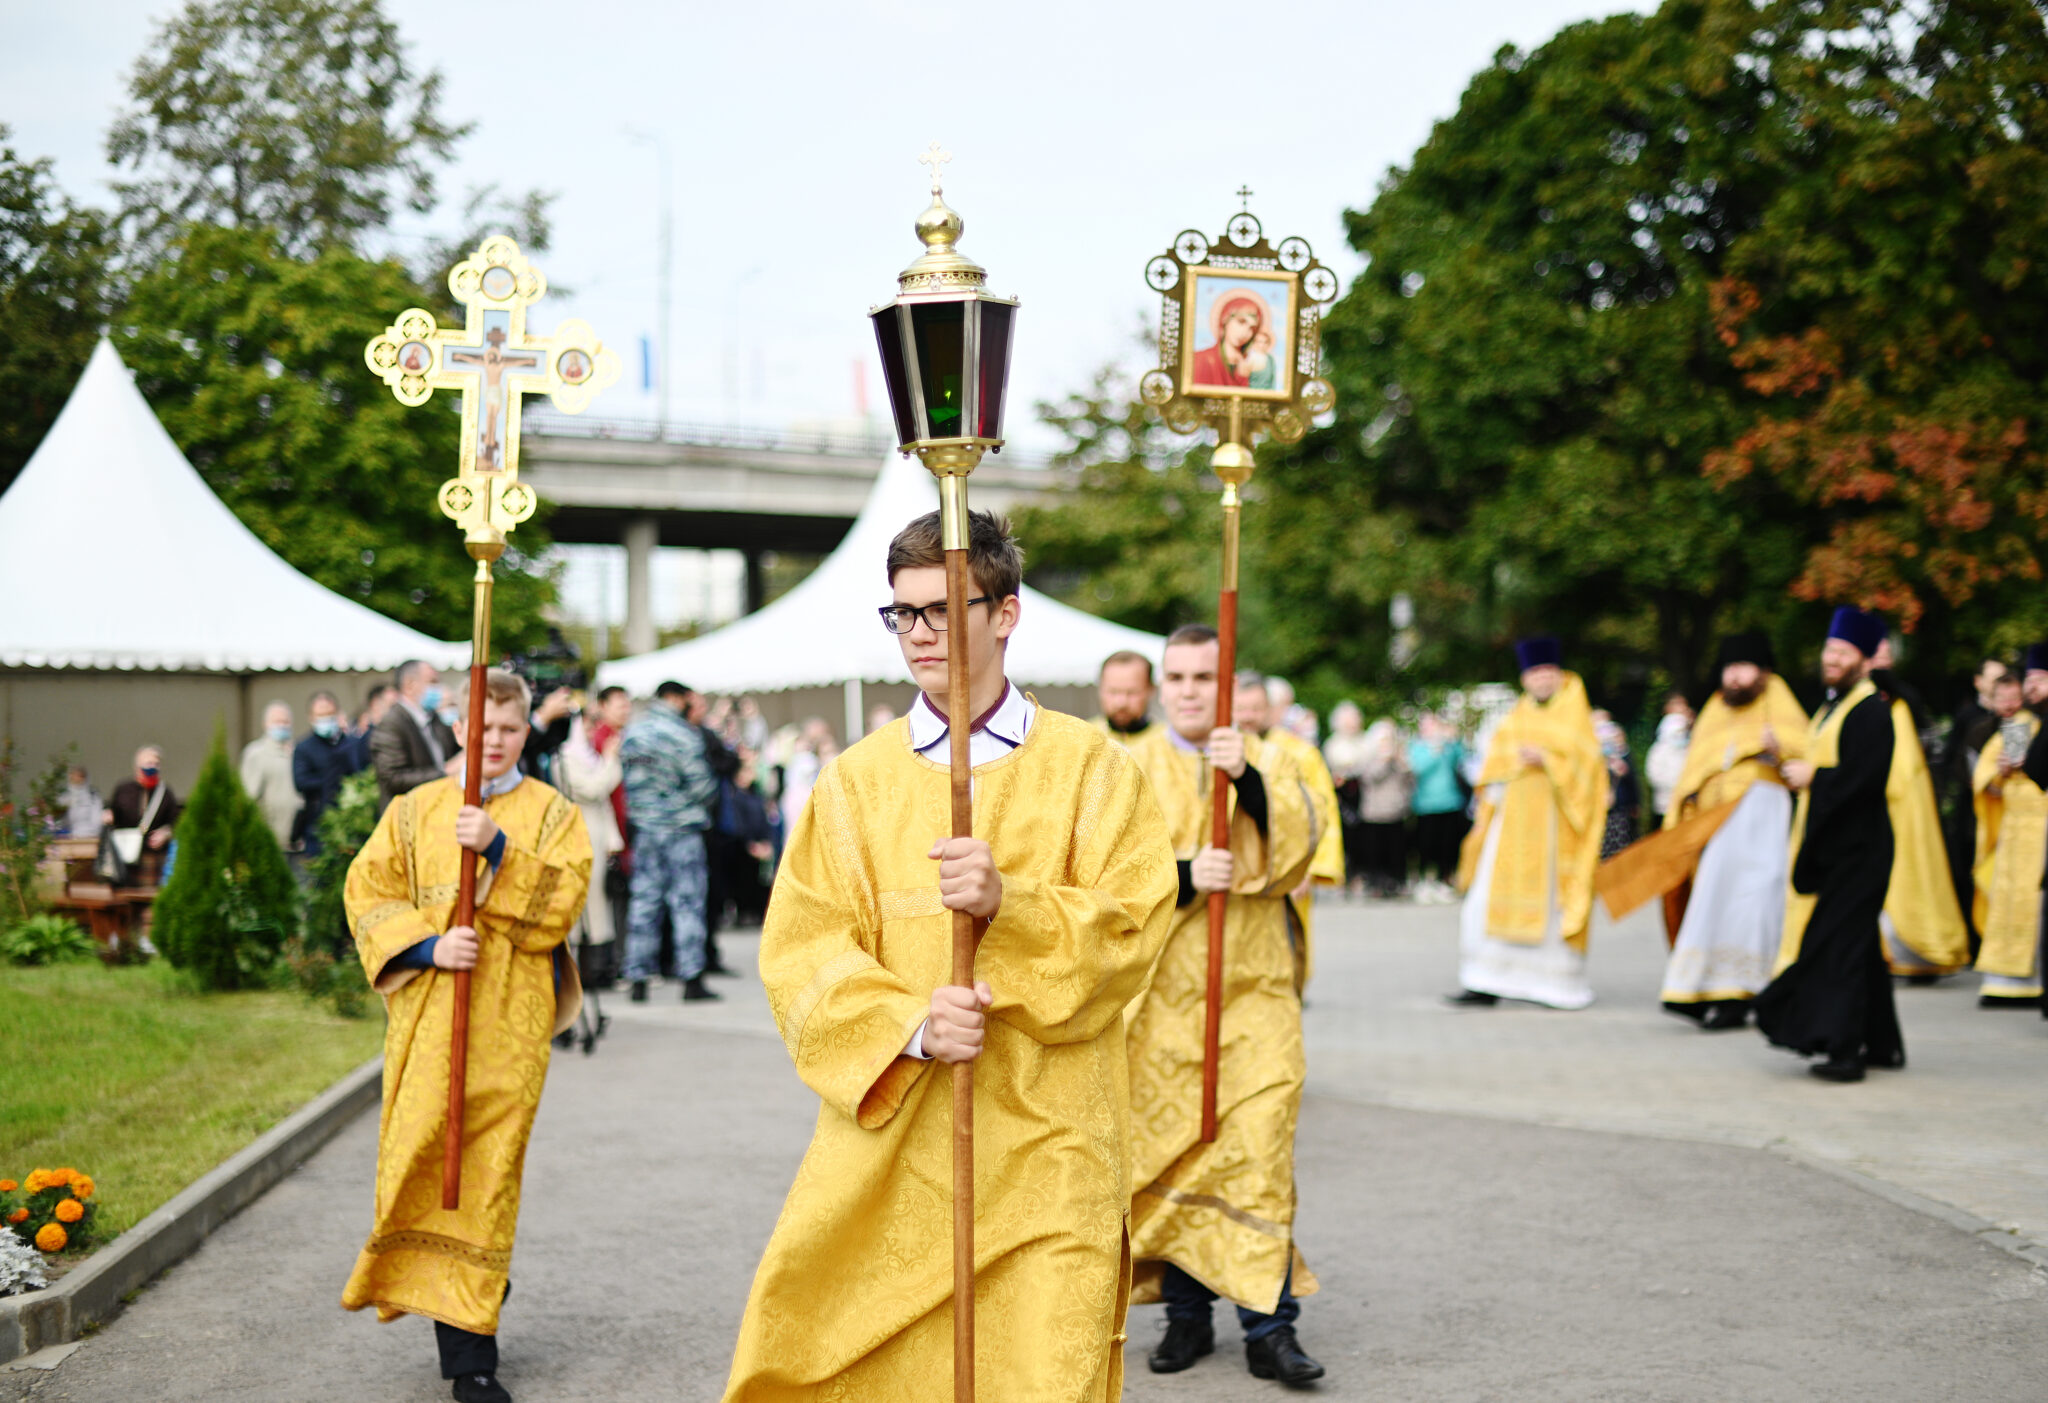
left=1700, top=1003, right=1750, bottom=1032
left=628, top=980, right=648, bottom=1004
left=682, top=976, right=722, bottom=1002
left=1978, top=993, right=2041, bottom=1009
left=1870, top=1048, right=1907, bottom=1070
left=704, top=959, right=739, bottom=978
left=1147, top=1319, right=1214, bottom=1374
left=452, top=1374, right=512, bottom=1403
left=1809, top=1056, right=1866, bottom=1083
left=1443, top=989, right=1498, bottom=1006
left=1904, top=973, right=1940, bottom=986
left=1246, top=1326, right=1325, bottom=1385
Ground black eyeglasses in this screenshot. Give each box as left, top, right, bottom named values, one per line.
left=878, top=597, right=990, bottom=635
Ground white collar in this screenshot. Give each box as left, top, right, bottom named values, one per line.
left=1167, top=724, right=1205, bottom=754
left=907, top=682, right=1032, bottom=755
left=480, top=768, right=525, bottom=800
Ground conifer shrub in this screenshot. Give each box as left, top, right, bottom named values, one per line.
left=153, top=722, right=297, bottom=990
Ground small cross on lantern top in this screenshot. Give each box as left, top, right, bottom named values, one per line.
left=1236, top=184, right=1255, bottom=211
left=920, top=140, right=953, bottom=196
left=364, top=236, right=619, bottom=545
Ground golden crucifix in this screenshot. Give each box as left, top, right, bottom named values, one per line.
left=363, top=235, right=618, bottom=1209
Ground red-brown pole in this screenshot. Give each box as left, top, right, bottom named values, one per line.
left=443, top=555, right=497, bottom=1211
left=1201, top=442, right=1248, bottom=1146
left=941, top=481, right=977, bottom=1403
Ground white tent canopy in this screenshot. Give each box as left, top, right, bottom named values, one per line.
left=599, top=451, right=1162, bottom=708
left=0, top=339, right=459, bottom=672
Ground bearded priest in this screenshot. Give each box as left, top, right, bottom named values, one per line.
left=342, top=669, right=592, bottom=1403
left=722, top=510, right=1178, bottom=1402
left=1450, top=637, right=1609, bottom=1010
left=1658, top=633, right=1810, bottom=1029
left=1754, top=607, right=1903, bottom=1082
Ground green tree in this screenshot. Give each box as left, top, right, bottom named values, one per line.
left=0, top=128, right=112, bottom=497
left=117, top=223, right=557, bottom=646
left=107, top=0, right=469, bottom=259
left=154, top=721, right=299, bottom=990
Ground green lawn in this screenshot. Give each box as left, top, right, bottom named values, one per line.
left=0, top=962, right=384, bottom=1237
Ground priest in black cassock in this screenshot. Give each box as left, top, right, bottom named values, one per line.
left=1754, top=607, right=1904, bottom=1082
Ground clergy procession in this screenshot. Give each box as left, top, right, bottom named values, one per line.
left=8, top=1, right=2048, bottom=1401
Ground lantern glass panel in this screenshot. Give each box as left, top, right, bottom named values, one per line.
left=974, top=301, right=1015, bottom=441
left=869, top=309, right=918, bottom=445
left=910, top=301, right=967, bottom=437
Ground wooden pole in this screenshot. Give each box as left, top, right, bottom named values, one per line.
left=443, top=554, right=495, bottom=1211
left=939, top=472, right=977, bottom=1403
left=1202, top=489, right=1242, bottom=1145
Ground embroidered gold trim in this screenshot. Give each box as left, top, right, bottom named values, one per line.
left=1136, top=1184, right=1287, bottom=1239
left=879, top=887, right=945, bottom=922
left=364, top=1229, right=511, bottom=1272
left=354, top=900, right=414, bottom=939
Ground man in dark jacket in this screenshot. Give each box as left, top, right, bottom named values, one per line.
left=370, top=660, right=459, bottom=812
left=293, top=690, right=363, bottom=854
left=1755, top=607, right=1902, bottom=1082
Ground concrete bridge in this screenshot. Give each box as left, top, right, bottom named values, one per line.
left=521, top=413, right=1067, bottom=653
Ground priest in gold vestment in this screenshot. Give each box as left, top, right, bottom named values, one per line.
left=1453, top=637, right=1608, bottom=1009
left=1235, top=672, right=1344, bottom=978
left=343, top=670, right=591, bottom=1403
left=723, top=511, right=1178, bottom=1403
left=1970, top=666, right=2046, bottom=1007
left=1123, top=625, right=1327, bottom=1388
left=1656, top=634, right=1809, bottom=1028
left=1092, top=648, right=1159, bottom=747
left=1868, top=638, right=1970, bottom=977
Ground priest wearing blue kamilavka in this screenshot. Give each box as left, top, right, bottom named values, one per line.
left=1754, top=607, right=1903, bottom=1082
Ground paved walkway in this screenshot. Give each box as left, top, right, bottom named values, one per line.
left=8, top=901, right=2047, bottom=1401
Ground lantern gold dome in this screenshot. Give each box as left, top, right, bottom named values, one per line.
left=900, top=191, right=986, bottom=293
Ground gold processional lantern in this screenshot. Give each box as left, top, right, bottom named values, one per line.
left=867, top=142, right=1017, bottom=1403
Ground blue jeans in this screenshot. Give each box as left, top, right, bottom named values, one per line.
left=1161, top=1263, right=1299, bottom=1344
left=624, top=829, right=708, bottom=981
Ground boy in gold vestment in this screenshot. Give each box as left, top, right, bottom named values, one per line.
left=343, top=669, right=592, bottom=1403
left=723, top=511, right=1177, bottom=1402
left=1124, top=626, right=1326, bottom=1388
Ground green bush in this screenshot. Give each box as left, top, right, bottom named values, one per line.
left=0, top=913, right=95, bottom=966
left=285, top=768, right=381, bottom=1016
left=153, top=722, right=297, bottom=990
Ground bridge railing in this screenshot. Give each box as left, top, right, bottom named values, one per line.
left=522, top=411, right=1050, bottom=469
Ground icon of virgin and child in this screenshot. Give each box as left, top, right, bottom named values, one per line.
left=1187, top=277, right=1288, bottom=392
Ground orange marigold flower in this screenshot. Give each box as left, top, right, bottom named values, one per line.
left=0, top=1179, right=16, bottom=1192
left=34, top=1223, right=67, bottom=1252
left=21, top=1173, right=43, bottom=1194
left=55, top=1199, right=84, bottom=1223
left=5, top=1209, right=26, bottom=1224
left=72, top=1177, right=94, bottom=1200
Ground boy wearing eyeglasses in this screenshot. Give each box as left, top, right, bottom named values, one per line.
left=721, top=508, right=1178, bottom=1402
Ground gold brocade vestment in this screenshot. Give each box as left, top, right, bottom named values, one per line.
left=1456, top=673, right=1607, bottom=949
left=1668, top=677, right=1809, bottom=827
left=1971, top=718, right=2048, bottom=996
left=1880, top=698, right=1970, bottom=973
left=1122, top=726, right=1319, bottom=1315
left=723, top=710, right=1177, bottom=1403
left=341, top=777, right=591, bottom=1336
left=1261, top=726, right=1345, bottom=979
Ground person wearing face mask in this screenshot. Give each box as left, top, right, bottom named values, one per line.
left=240, top=700, right=304, bottom=848
left=372, top=659, right=461, bottom=812
left=294, top=690, right=366, bottom=856
left=102, top=746, right=183, bottom=884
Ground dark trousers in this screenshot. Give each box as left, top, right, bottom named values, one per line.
left=1162, top=1262, right=1298, bottom=1344
left=1360, top=820, right=1406, bottom=890
left=1414, top=810, right=1467, bottom=882
left=437, top=1280, right=509, bottom=1378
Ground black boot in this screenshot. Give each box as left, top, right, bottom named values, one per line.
left=1700, top=1002, right=1750, bottom=1032
left=682, top=975, right=721, bottom=1002
left=1147, top=1319, right=1214, bottom=1374
left=1443, top=989, right=1498, bottom=1006
left=628, top=980, right=648, bottom=1003
left=452, top=1374, right=512, bottom=1403
left=1246, top=1325, right=1326, bottom=1385
left=1809, top=1055, right=1866, bottom=1082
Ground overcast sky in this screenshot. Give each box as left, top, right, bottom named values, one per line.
left=10, top=0, right=1647, bottom=456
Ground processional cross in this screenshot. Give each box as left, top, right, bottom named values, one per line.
left=363, top=237, right=618, bottom=1210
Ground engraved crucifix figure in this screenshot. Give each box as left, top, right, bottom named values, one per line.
left=445, top=320, right=543, bottom=473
